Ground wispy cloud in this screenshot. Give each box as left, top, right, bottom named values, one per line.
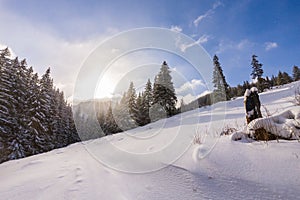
left=176, top=79, right=205, bottom=94
left=0, top=8, right=110, bottom=98
left=212, top=1, right=222, bottom=9
left=180, top=35, right=210, bottom=52
left=193, top=1, right=222, bottom=27
left=170, top=25, right=182, bottom=32
left=216, top=39, right=254, bottom=54
left=264, top=42, right=278, bottom=51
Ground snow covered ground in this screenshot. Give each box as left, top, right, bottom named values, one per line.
left=1, top=82, right=300, bottom=199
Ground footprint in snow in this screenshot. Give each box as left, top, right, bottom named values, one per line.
left=147, top=146, right=154, bottom=151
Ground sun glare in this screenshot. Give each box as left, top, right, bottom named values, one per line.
left=95, top=75, right=116, bottom=99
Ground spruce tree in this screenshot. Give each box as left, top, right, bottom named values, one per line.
left=152, top=61, right=177, bottom=117
left=104, top=102, right=120, bottom=134
left=38, top=68, right=55, bottom=151
left=212, top=55, right=230, bottom=101
left=282, top=72, right=292, bottom=84
left=0, top=48, right=79, bottom=163
left=135, top=92, right=145, bottom=126
left=114, top=85, right=138, bottom=131
left=292, top=65, right=300, bottom=81
left=251, top=55, right=264, bottom=79
left=142, top=79, right=153, bottom=124
left=270, top=75, right=276, bottom=87
left=127, top=82, right=138, bottom=125
left=276, top=71, right=284, bottom=85
left=0, top=48, right=14, bottom=159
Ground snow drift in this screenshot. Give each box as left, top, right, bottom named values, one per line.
left=247, top=107, right=300, bottom=140
left=1, top=81, right=300, bottom=199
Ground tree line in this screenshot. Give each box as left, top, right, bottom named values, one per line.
left=181, top=54, right=299, bottom=112
left=212, top=54, right=299, bottom=100
left=74, top=61, right=178, bottom=136
left=1, top=45, right=298, bottom=163
left=76, top=54, right=299, bottom=137
left=0, top=48, right=79, bottom=164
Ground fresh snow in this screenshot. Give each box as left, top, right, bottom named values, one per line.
left=247, top=107, right=300, bottom=139
left=1, top=82, right=300, bottom=199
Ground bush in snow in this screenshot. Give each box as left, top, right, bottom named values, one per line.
left=193, top=129, right=205, bottom=145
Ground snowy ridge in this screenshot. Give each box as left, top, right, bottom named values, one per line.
left=1, top=81, right=300, bottom=199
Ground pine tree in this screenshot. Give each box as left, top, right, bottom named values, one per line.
left=236, top=84, right=244, bottom=96
left=270, top=75, right=277, bottom=87
left=0, top=48, right=79, bottom=163
left=38, top=68, right=56, bottom=151
left=251, top=55, right=264, bottom=80
left=212, top=55, right=230, bottom=102
left=114, top=85, right=138, bottom=131
left=96, top=106, right=106, bottom=134
left=127, top=82, right=138, bottom=125
left=282, top=72, right=292, bottom=84
left=25, top=68, right=44, bottom=154
left=152, top=61, right=177, bottom=117
left=0, top=48, right=15, bottom=160
left=142, top=79, right=153, bottom=124
left=292, top=65, right=300, bottom=81
left=276, top=71, right=284, bottom=85
left=104, top=102, right=120, bottom=134
left=256, top=77, right=269, bottom=92
left=135, top=92, right=145, bottom=126
left=242, top=81, right=251, bottom=90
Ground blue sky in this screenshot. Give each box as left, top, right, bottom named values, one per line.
left=0, top=0, right=299, bottom=102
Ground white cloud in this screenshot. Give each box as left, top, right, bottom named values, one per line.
left=213, top=1, right=222, bottom=9
left=170, top=25, right=182, bottom=32
left=0, top=8, right=111, bottom=99
left=193, top=1, right=222, bottom=27
left=265, top=42, right=278, bottom=51
left=193, top=10, right=213, bottom=27
left=216, top=39, right=254, bottom=54
left=180, top=35, right=209, bottom=52
left=176, top=79, right=205, bottom=94
left=190, top=34, right=198, bottom=38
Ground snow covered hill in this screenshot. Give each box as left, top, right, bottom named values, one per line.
left=1, top=82, right=300, bottom=199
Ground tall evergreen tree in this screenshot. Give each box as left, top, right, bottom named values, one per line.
left=127, top=82, right=138, bottom=124
left=135, top=92, right=146, bottom=126
left=0, top=48, right=79, bottom=163
left=104, top=102, right=120, bottom=134
left=114, top=85, right=138, bottom=131
left=282, top=72, right=293, bottom=84
left=270, top=75, right=277, bottom=87
left=152, top=61, right=177, bottom=117
left=251, top=55, right=264, bottom=79
left=212, top=55, right=230, bottom=101
left=276, top=71, right=284, bottom=85
left=292, top=65, right=300, bottom=81
left=142, top=79, right=153, bottom=124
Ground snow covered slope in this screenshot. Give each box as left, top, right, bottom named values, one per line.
left=1, top=82, right=300, bottom=199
